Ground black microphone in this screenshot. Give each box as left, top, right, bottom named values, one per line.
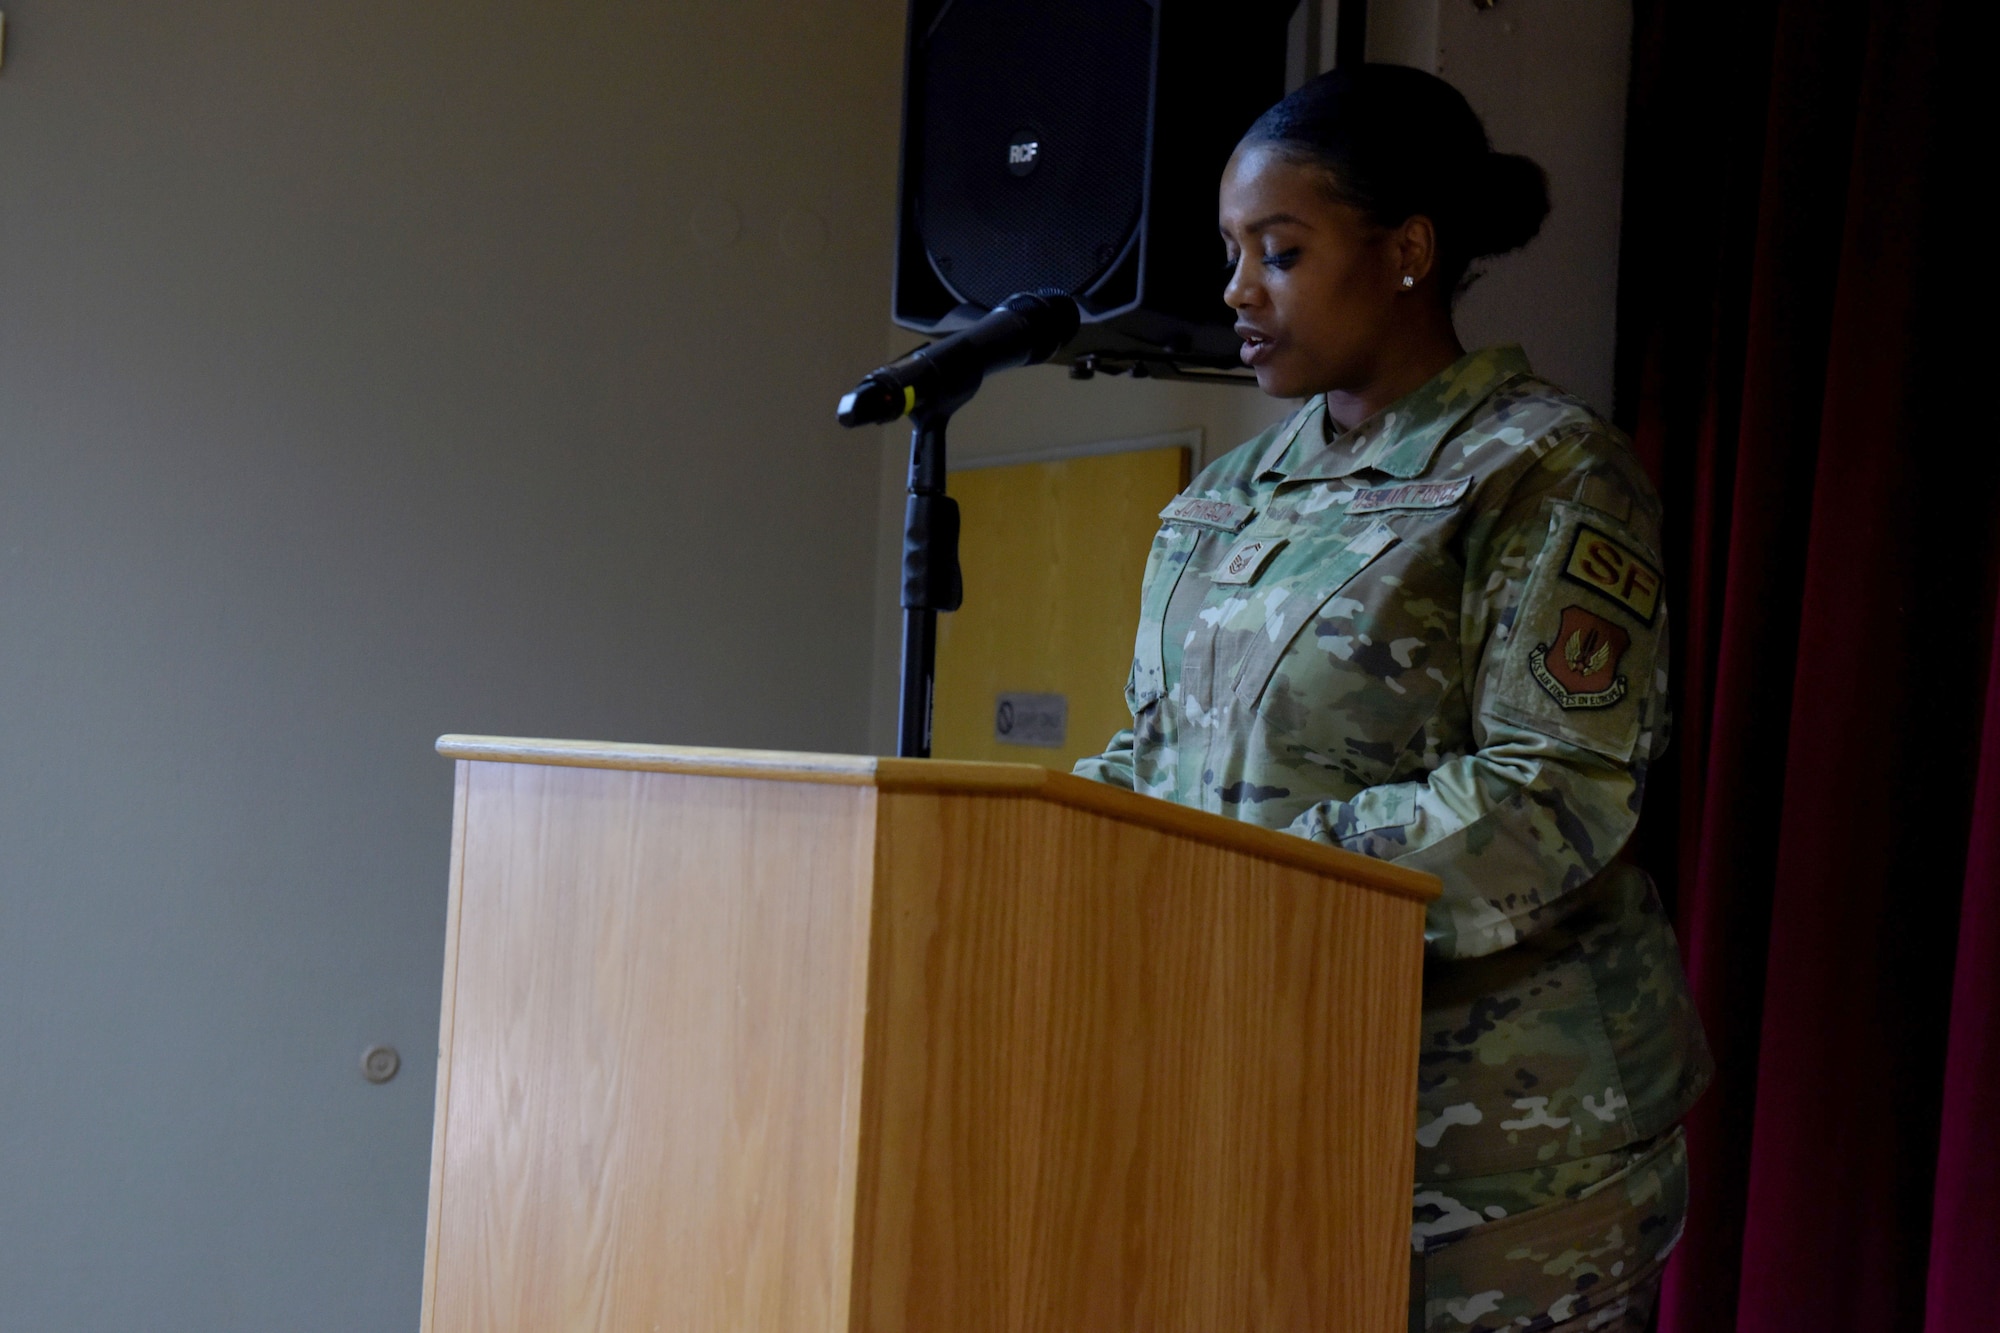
left=837, top=291, right=1080, bottom=427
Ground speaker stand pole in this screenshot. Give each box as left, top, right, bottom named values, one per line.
left=895, top=396, right=971, bottom=759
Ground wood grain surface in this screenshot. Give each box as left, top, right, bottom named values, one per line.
left=422, top=744, right=1435, bottom=1333
left=422, top=762, right=878, bottom=1332
left=418, top=766, right=472, bottom=1329
left=850, top=790, right=1427, bottom=1333
left=434, top=736, right=1438, bottom=903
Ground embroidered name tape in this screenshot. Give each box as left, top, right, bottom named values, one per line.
left=1561, top=523, right=1662, bottom=624
left=1347, top=476, right=1472, bottom=514
left=1160, top=496, right=1253, bottom=532
left=1211, top=535, right=1287, bottom=585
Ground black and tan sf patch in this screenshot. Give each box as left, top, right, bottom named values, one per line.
left=1560, top=523, right=1662, bottom=625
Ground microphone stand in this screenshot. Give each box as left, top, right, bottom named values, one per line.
left=896, top=386, right=975, bottom=758
left=836, top=291, right=1076, bottom=758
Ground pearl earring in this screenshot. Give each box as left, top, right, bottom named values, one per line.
left=1401, top=275, right=1416, bottom=289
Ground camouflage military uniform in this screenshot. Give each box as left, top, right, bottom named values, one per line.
left=1076, top=347, right=1712, bottom=1331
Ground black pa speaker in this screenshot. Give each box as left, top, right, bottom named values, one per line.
left=891, top=0, right=1299, bottom=374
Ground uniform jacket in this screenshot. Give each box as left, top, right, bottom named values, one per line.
left=1077, top=347, right=1711, bottom=1184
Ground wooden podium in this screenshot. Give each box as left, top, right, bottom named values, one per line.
left=421, top=736, right=1439, bottom=1333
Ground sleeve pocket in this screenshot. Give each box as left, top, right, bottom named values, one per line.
left=1484, top=501, right=1664, bottom=762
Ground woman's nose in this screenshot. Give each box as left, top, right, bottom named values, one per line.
left=1223, top=258, right=1260, bottom=311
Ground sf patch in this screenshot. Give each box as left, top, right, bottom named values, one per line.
left=1562, top=523, right=1662, bottom=624
left=1530, top=605, right=1631, bottom=709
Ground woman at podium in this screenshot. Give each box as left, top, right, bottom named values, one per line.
left=1076, top=65, right=1712, bottom=1333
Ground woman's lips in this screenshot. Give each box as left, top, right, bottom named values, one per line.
left=1236, top=325, right=1277, bottom=367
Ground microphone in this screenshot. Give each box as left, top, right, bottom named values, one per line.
left=837, top=291, right=1080, bottom=427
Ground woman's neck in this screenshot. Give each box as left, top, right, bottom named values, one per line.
left=1323, top=326, right=1467, bottom=431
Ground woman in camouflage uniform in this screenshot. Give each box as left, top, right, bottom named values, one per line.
left=1076, top=66, right=1711, bottom=1332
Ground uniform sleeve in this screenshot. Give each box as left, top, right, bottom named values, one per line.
left=1072, top=728, right=1137, bottom=788
left=1284, top=433, right=1671, bottom=960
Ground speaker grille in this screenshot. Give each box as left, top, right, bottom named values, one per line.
left=916, top=0, right=1153, bottom=311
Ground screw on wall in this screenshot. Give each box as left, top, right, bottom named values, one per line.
left=360, top=1044, right=402, bottom=1084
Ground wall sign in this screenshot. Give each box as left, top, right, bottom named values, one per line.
left=994, top=692, right=1067, bottom=748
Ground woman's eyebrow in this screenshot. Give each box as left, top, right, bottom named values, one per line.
left=1219, top=212, right=1313, bottom=242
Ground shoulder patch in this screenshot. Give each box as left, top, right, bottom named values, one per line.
left=1347, top=477, right=1472, bottom=514
left=1529, top=606, right=1631, bottom=709
left=1485, top=501, right=1662, bottom=761
left=1561, top=523, right=1662, bottom=624
left=1160, top=496, right=1253, bottom=532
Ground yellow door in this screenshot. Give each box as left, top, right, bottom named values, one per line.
left=932, top=443, right=1191, bottom=770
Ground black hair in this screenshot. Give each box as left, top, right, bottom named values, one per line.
left=1240, top=64, right=1549, bottom=295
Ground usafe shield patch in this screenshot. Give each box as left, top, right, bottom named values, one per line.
left=1346, top=476, right=1472, bottom=514
left=1562, top=523, right=1662, bottom=624
left=1159, top=496, right=1253, bottom=532
left=1530, top=605, right=1632, bottom=709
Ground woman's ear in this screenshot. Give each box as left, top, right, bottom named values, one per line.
left=1393, top=214, right=1440, bottom=287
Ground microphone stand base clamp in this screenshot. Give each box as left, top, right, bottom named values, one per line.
left=895, top=390, right=973, bottom=758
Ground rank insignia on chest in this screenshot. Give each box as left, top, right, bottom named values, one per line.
left=1211, top=534, right=1287, bottom=585
left=1561, top=523, right=1662, bottom=624
left=1530, top=605, right=1631, bottom=709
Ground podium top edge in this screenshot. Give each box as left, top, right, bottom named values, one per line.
left=435, top=735, right=1441, bottom=902
left=439, top=734, right=898, bottom=783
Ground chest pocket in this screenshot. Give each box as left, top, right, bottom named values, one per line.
left=1227, top=519, right=1401, bottom=709
left=1127, top=523, right=1200, bottom=712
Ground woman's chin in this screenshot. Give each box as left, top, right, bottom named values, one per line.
left=1253, top=363, right=1308, bottom=398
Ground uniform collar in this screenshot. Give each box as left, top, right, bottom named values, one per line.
left=1256, top=346, right=1533, bottom=485
left=1252, top=397, right=1327, bottom=477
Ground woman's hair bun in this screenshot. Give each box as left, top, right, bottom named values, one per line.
left=1463, top=152, right=1551, bottom=258
left=1240, top=65, right=1551, bottom=294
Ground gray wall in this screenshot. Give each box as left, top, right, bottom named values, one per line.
left=1371, top=0, right=1634, bottom=414
left=0, top=3, right=1632, bottom=1325
left=0, top=3, right=903, bottom=1328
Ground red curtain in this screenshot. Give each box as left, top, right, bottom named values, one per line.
left=1928, top=615, right=2000, bottom=1331
left=1614, top=0, right=1993, bottom=1328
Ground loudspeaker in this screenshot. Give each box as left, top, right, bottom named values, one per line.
left=891, top=0, right=1299, bottom=374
